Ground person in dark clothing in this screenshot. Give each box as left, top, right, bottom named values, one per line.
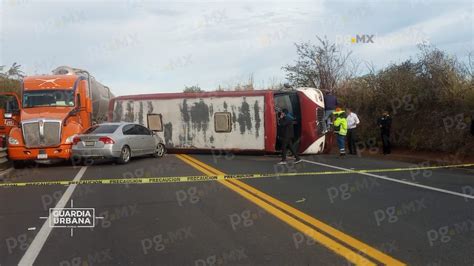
left=277, top=109, right=302, bottom=164
left=471, top=113, right=474, bottom=136
left=323, top=90, right=338, bottom=133
left=377, top=111, right=392, bottom=155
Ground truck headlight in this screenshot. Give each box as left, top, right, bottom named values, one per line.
left=65, top=135, right=77, bottom=144
left=8, top=137, right=19, bottom=145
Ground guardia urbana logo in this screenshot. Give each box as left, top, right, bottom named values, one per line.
left=50, top=208, right=94, bottom=227
left=39, top=200, right=104, bottom=237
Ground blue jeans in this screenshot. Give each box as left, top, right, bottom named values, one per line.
left=336, top=134, right=346, bottom=154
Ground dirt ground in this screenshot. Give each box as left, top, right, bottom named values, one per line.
left=359, top=147, right=474, bottom=164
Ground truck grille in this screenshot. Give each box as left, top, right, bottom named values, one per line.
left=23, top=121, right=61, bottom=148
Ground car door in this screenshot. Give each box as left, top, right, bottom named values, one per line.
left=136, top=125, right=156, bottom=154
left=122, top=124, right=140, bottom=156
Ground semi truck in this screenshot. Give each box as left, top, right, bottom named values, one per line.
left=0, top=92, right=21, bottom=147
left=7, top=66, right=114, bottom=167
left=109, top=87, right=331, bottom=154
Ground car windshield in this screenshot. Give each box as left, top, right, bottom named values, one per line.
left=84, top=124, right=120, bottom=134
left=22, top=89, right=74, bottom=108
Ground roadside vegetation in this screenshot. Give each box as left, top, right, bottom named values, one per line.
left=284, top=37, right=474, bottom=155
left=0, top=63, right=23, bottom=96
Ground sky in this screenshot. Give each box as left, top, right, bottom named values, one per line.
left=0, top=0, right=472, bottom=96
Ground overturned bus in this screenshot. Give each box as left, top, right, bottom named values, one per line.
left=109, top=87, right=331, bottom=154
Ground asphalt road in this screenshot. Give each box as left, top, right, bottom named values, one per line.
left=0, top=153, right=473, bottom=265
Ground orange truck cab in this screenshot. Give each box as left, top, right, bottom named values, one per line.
left=0, top=93, right=21, bottom=147
left=7, top=66, right=113, bottom=167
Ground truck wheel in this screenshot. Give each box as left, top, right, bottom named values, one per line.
left=12, top=160, right=25, bottom=169
left=116, top=146, right=131, bottom=164
left=153, top=144, right=166, bottom=158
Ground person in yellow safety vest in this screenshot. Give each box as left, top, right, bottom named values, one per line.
left=333, top=108, right=348, bottom=156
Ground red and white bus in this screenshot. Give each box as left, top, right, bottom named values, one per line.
left=108, top=87, right=331, bottom=154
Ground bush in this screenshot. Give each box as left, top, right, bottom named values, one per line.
left=0, top=77, right=21, bottom=95
left=338, top=46, right=474, bottom=155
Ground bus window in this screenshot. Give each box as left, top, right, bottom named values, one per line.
left=274, top=93, right=301, bottom=151
left=147, top=113, right=163, bottom=132
left=274, top=94, right=293, bottom=114
left=214, top=112, right=232, bottom=133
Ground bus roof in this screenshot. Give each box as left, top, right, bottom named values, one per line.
left=113, top=90, right=278, bottom=101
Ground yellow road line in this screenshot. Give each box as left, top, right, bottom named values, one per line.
left=227, top=179, right=405, bottom=265
left=218, top=171, right=376, bottom=265
left=175, top=154, right=215, bottom=176
left=177, top=154, right=380, bottom=266
left=179, top=154, right=227, bottom=175
left=180, top=154, right=406, bottom=265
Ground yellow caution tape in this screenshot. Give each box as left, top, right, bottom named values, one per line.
left=1, top=163, right=473, bottom=188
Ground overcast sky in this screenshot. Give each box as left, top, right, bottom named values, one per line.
left=1, top=0, right=472, bottom=96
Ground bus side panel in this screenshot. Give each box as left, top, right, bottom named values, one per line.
left=264, top=92, right=277, bottom=152
left=298, top=91, right=317, bottom=153
left=112, top=96, right=266, bottom=151
left=297, top=88, right=326, bottom=154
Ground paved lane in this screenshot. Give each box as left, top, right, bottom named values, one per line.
left=4, top=155, right=345, bottom=265
left=0, top=163, right=82, bottom=265
left=192, top=154, right=474, bottom=265
left=1, top=153, right=472, bottom=265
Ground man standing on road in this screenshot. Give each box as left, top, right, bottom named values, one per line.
left=333, top=108, right=348, bottom=156
left=323, top=90, right=338, bottom=133
left=471, top=112, right=474, bottom=136
left=277, top=109, right=302, bottom=165
left=346, top=108, right=360, bottom=155
left=377, top=111, right=392, bottom=155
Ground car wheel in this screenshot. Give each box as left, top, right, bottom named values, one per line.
left=82, top=157, right=95, bottom=166
left=153, top=143, right=165, bottom=158
left=116, top=146, right=131, bottom=164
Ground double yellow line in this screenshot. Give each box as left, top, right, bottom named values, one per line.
left=176, top=154, right=406, bottom=266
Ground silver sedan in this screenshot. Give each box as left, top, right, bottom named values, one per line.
left=72, top=122, right=166, bottom=164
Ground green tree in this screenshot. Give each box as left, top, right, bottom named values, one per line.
left=283, top=36, right=352, bottom=91
left=0, top=63, right=24, bottom=95
left=183, top=85, right=203, bottom=93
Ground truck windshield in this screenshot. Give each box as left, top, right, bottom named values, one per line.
left=22, top=90, right=74, bottom=108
